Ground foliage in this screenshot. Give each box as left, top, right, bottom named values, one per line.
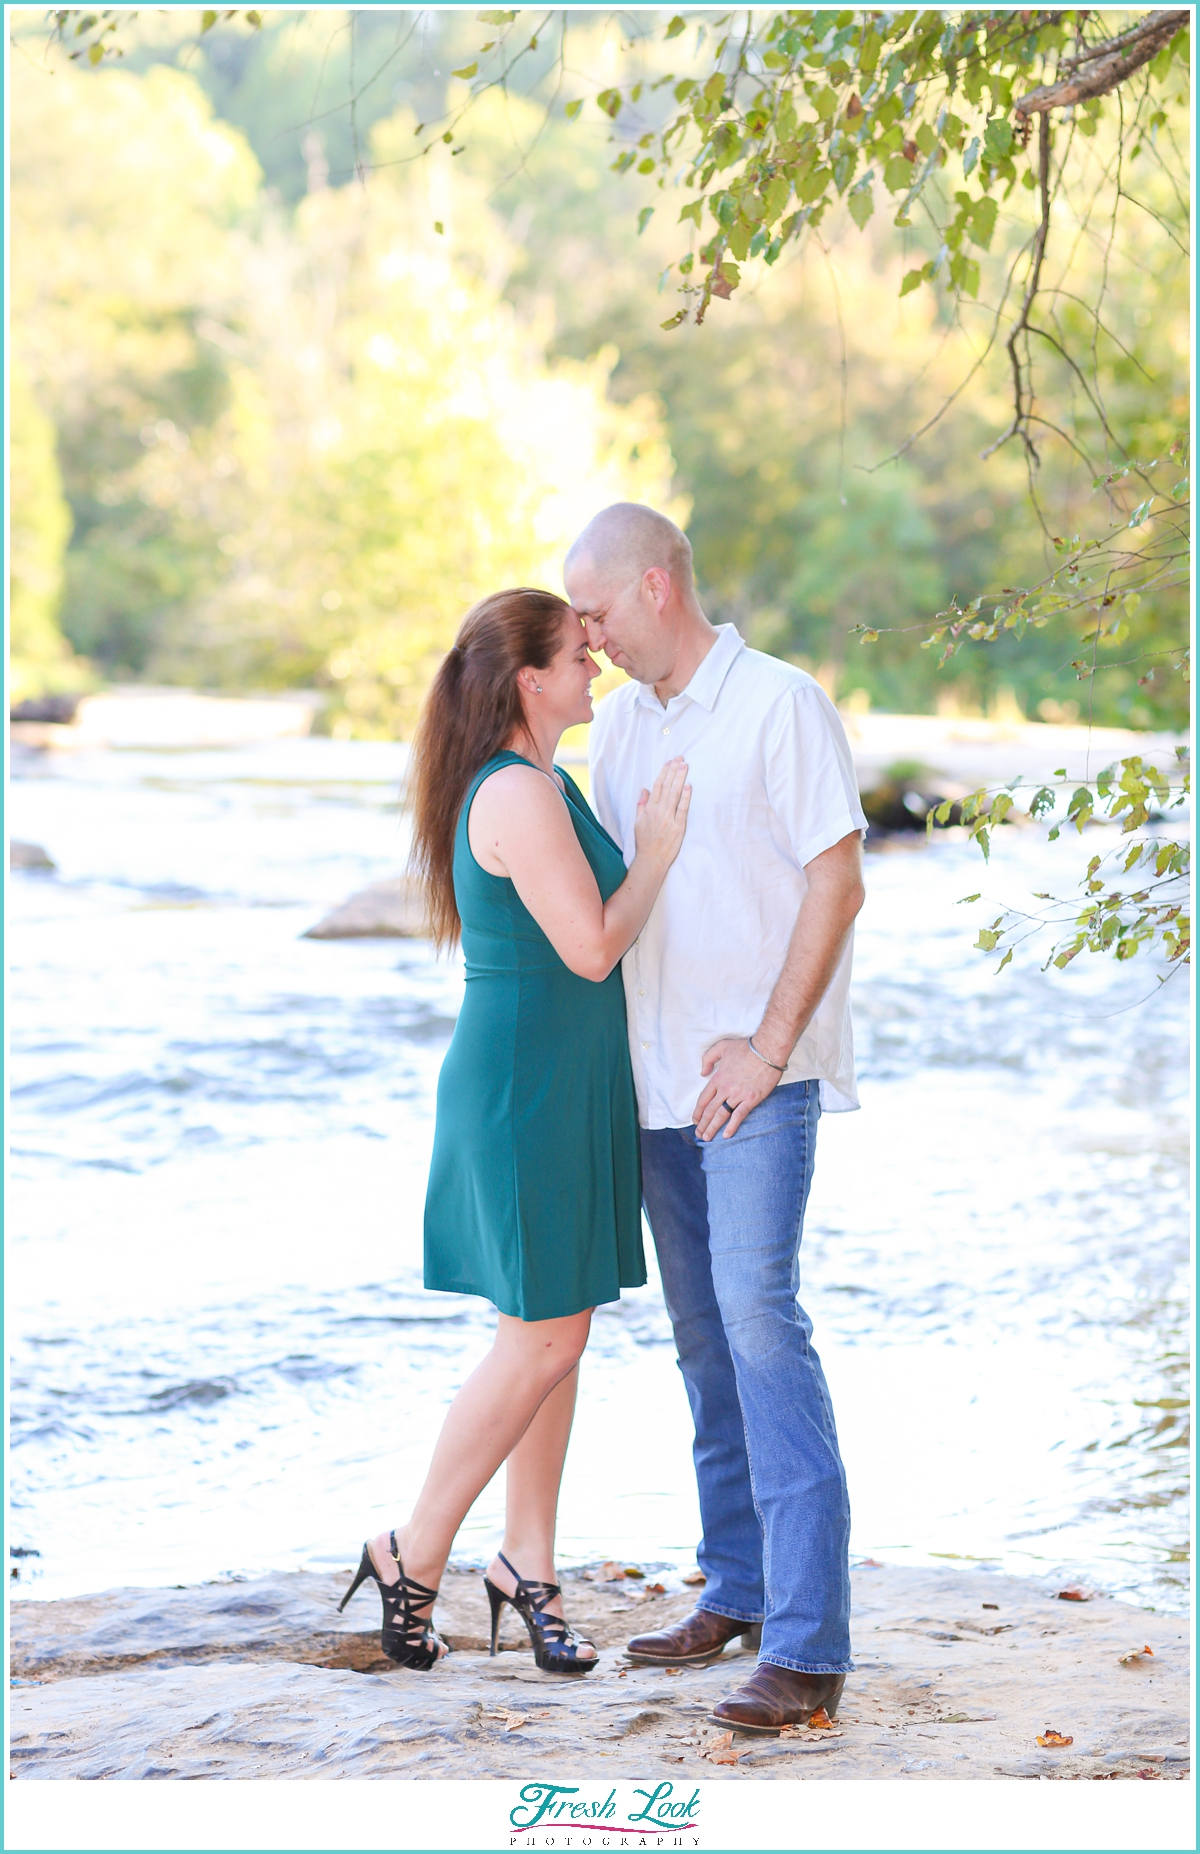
left=19, top=10, right=1192, bottom=968
left=957, top=745, right=1190, bottom=972
left=9, top=55, right=676, bottom=736
left=454, top=4, right=1193, bottom=971
left=8, top=364, right=86, bottom=703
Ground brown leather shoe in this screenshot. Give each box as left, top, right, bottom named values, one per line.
left=626, top=1607, right=762, bottom=1666
left=707, top=1662, right=846, bottom=1736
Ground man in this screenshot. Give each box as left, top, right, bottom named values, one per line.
left=565, top=502, right=867, bottom=1735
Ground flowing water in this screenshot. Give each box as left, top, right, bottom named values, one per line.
left=8, top=735, right=1190, bottom=1610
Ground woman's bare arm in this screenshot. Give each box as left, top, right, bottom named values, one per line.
left=468, top=760, right=689, bottom=982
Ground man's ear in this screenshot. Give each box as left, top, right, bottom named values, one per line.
left=643, top=566, right=672, bottom=611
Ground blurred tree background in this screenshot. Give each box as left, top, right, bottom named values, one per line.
left=9, top=8, right=1189, bottom=736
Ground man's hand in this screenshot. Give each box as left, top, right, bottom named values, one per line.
left=693, top=1036, right=780, bottom=1141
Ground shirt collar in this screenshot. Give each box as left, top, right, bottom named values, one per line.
left=634, top=623, right=746, bottom=713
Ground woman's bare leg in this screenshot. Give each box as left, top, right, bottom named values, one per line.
left=478, top=1364, right=593, bottom=1653
left=369, top=1309, right=592, bottom=1621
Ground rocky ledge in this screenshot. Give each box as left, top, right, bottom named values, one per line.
left=10, top=1563, right=1189, bottom=1781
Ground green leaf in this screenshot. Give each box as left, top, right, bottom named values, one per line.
left=679, top=199, right=704, bottom=226
left=847, top=185, right=874, bottom=230
left=975, top=928, right=1000, bottom=951
left=982, top=117, right=1013, bottom=161
left=665, top=14, right=686, bottom=38
left=883, top=154, right=913, bottom=193
left=477, top=8, right=517, bottom=22
left=451, top=63, right=478, bottom=80
left=433, top=221, right=444, bottom=235
left=88, top=39, right=104, bottom=63
left=597, top=88, right=622, bottom=119
left=899, top=268, right=924, bottom=298
left=962, top=136, right=980, bottom=177
left=637, top=207, right=655, bottom=235
left=995, top=948, right=1013, bottom=973
left=201, top=9, right=217, bottom=31
left=564, top=99, right=583, bottom=121
left=957, top=894, right=981, bottom=905
left=969, top=195, right=998, bottom=250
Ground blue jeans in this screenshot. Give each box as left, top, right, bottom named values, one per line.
left=640, top=1080, right=852, bottom=1674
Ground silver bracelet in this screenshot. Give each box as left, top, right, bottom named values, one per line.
left=748, top=1036, right=787, bottom=1074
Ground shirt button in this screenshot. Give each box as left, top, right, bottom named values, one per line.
left=642, top=1041, right=650, bottom=1050
left=637, top=988, right=645, bottom=997
left=662, top=726, right=670, bottom=735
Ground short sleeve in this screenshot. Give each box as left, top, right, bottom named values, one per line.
left=763, top=682, right=868, bottom=869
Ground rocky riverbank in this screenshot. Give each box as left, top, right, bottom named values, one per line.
left=10, top=1562, right=1189, bottom=1781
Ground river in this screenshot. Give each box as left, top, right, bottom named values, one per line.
left=8, top=734, right=1190, bottom=1612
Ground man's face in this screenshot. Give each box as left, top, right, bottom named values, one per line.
left=564, top=553, right=672, bottom=686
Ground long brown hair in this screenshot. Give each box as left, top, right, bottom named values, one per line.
left=408, top=588, right=573, bottom=948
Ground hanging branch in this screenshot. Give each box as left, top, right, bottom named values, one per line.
left=982, top=113, right=1053, bottom=465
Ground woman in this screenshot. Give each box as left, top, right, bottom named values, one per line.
left=339, top=588, right=690, bottom=1674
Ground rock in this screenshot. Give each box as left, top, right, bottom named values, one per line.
left=9, top=1564, right=1189, bottom=1781
left=303, top=878, right=428, bottom=940
left=9, top=1567, right=689, bottom=1683
left=10, top=694, right=82, bottom=725
left=10, top=840, right=56, bottom=872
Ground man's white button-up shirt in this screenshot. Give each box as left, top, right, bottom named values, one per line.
left=589, top=624, right=868, bottom=1130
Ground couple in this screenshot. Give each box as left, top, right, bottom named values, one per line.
left=340, top=503, right=868, bottom=1735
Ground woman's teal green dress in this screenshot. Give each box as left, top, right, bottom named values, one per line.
left=423, top=751, right=645, bottom=1321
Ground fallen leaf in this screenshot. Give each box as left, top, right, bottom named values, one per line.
left=1118, top=1645, right=1155, bottom=1665
left=1036, top=1730, right=1074, bottom=1747
left=682, top=1569, right=707, bottom=1585
left=857, top=1558, right=883, bottom=1568
left=709, top=1731, right=734, bottom=1749
left=982, top=1603, right=1000, bottom=1611
left=808, top=1707, right=835, bottom=1731
left=585, top=1560, right=627, bottom=1582
left=624, top=1565, right=645, bottom=1579
left=644, top=1582, right=667, bottom=1595
left=1056, top=1586, right=1092, bottom=1601
left=664, top=1666, right=683, bottom=1676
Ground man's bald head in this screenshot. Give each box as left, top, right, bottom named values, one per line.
left=565, top=503, right=694, bottom=597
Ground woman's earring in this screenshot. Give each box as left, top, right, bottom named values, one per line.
left=535, top=684, right=542, bottom=694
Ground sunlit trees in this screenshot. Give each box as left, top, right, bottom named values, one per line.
left=9, top=365, right=80, bottom=705
left=10, top=58, right=676, bottom=734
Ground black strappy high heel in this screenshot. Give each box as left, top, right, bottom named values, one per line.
left=484, top=1551, right=598, bottom=1675
left=338, top=1531, right=446, bottom=1669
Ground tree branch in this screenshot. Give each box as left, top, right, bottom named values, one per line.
left=982, top=112, right=1053, bottom=463
left=1014, top=10, right=1189, bottom=118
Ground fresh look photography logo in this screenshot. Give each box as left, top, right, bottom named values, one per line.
left=508, top=1781, right=702, bottom=1848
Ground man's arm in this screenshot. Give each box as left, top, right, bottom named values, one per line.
left=692, top=830, right=865, bottom=1141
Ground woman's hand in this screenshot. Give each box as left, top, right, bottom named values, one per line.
left=633, top=757, right=691, bottom=871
